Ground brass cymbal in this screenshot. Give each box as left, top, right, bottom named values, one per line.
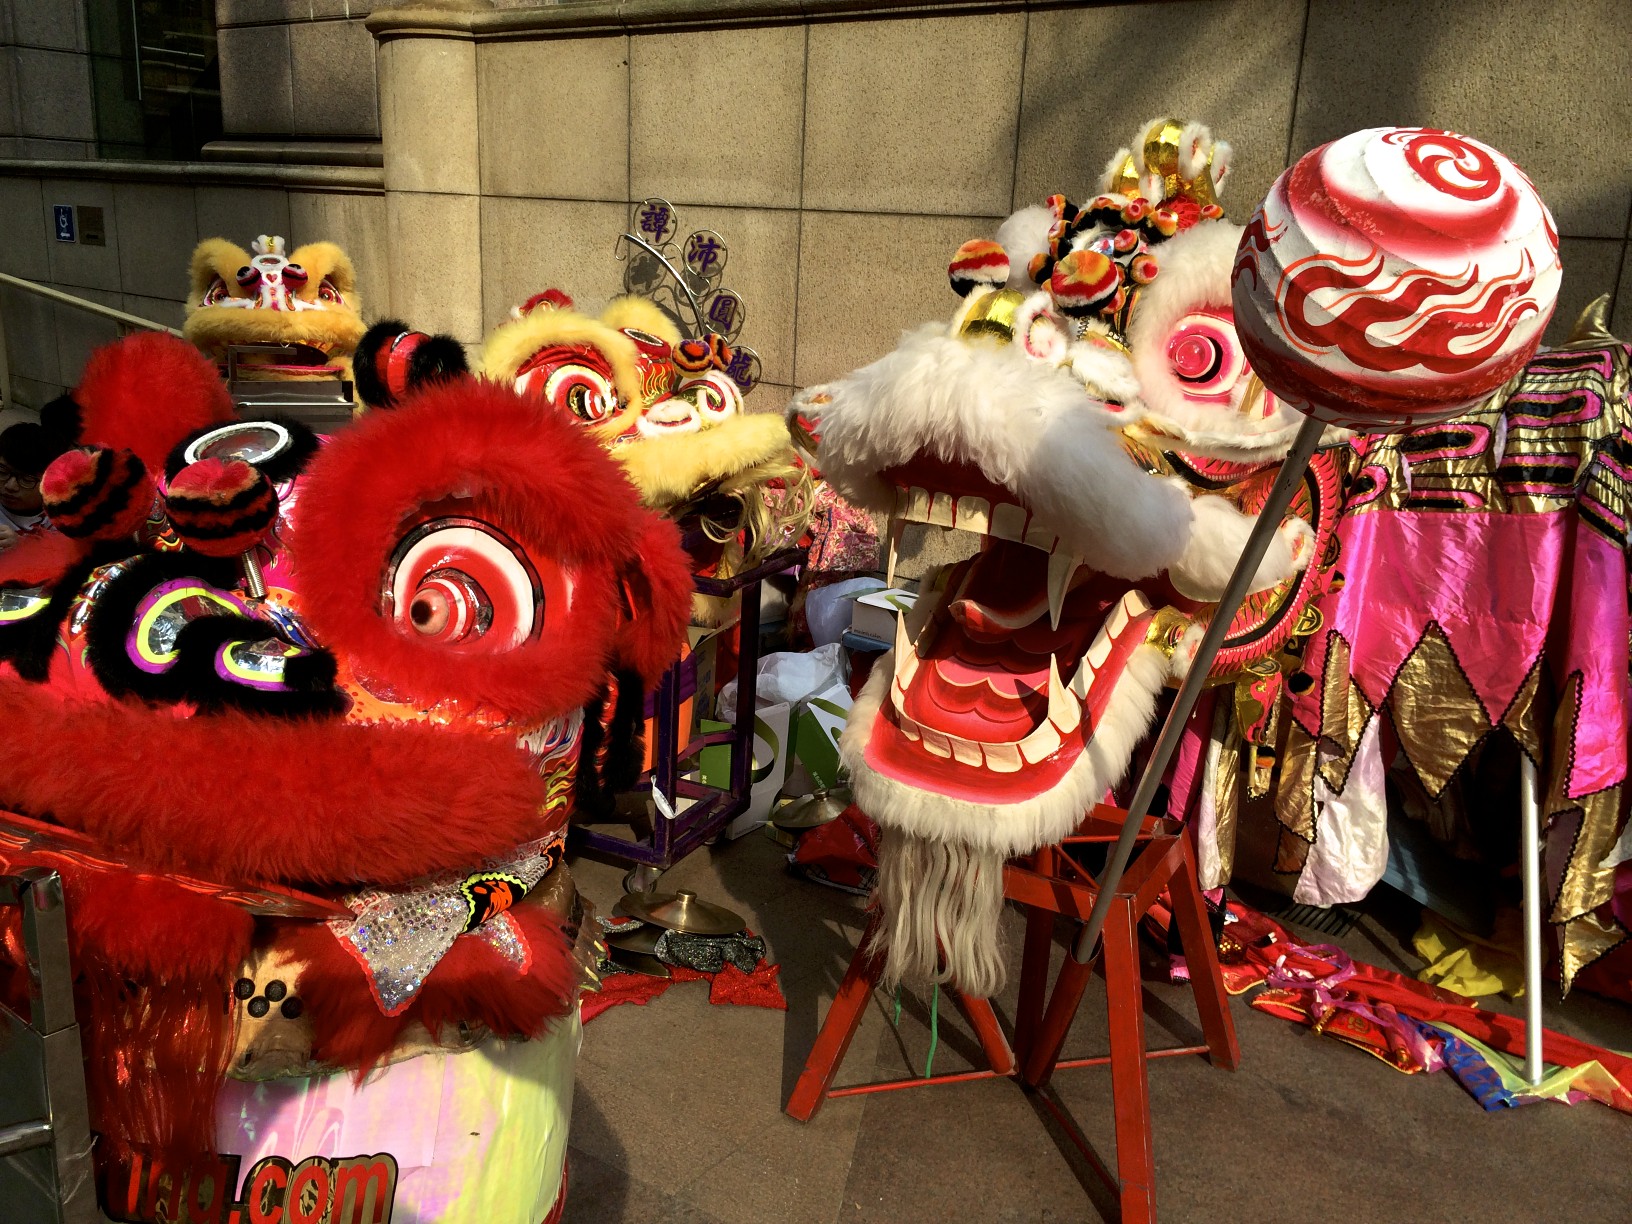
left=772, top=787, right=852, bottom=831
left=614, top=889, right=745, bottom=936
left=608, top=947, right=671, bottom=979
left=606, top=924, right=664, bottom=956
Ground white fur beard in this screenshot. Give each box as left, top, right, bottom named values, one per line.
left=867, top=828, right=1009, bottom=997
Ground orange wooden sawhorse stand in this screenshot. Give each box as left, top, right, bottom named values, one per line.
left=784, top=806, right=1239, bottom=1224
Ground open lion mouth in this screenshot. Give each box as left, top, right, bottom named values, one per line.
left=233, top=341, right=345, bottom=379
left=862, top=457, right=1156, bottom=808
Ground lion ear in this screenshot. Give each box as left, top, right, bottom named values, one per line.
left=188, top=238, right=253, bottom=305
left=353, top=320, right=470, bottom=410
left=611, top=515, right=695, bottom=689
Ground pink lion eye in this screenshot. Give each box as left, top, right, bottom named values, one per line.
left=1166, top=311, right=1246, bottom=400
left=388, top=518, right=564, bottom=651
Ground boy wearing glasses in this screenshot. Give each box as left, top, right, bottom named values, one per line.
left=0, top=422, right=63, bottom=551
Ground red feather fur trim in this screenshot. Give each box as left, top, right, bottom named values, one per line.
left=291, top=376, right=691, bottom=723
left=70, top=333, right=235, bottom=471
left=0, top=678, right=550, bottom=887
left=0, top=528, right=88, bottom=586
left=616, top=514, right=696, bottom=688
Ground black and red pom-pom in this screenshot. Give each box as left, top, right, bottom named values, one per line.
left=41, top=447, right=157, bottom=542
left=673, top=333, right=733, bottom=374
left=948, top=239, right=1010, bottom=297
left=1049, top=249, right=1123, bottom=318
left=353, top=319, right=470, bottom=410
left=164, top=459, right=278, bottom=557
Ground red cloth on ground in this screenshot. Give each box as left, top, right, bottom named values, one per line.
left=581, top=956, right=787, bottom=1023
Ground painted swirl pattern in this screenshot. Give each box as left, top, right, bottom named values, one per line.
left=1232, top=127, right=1560, bottom=430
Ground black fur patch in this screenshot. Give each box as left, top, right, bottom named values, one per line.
left=571, top=668, right=651, bottom=824
left=170, top=616, right=346, bottom=718
left=85, top=550, right=255, bottom=703
left=353, top=320, right=469, bottom=409
left=0, top=542, right=123, bottom=683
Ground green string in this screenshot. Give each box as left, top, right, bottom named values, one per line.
left=923, top=982, right=940, bottom=1079
left=891, top=986, right=902, bottom=1027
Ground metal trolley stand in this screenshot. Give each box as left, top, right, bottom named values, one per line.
left=573, top=546, right=805, bottom=876
left=0, top=868, right=100, bottom=1224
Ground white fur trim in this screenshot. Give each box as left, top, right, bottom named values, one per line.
left=1067, top=343, right=1144, bottom=407
left=1128, top=222, right=1326, bottom=460
left=813, top=325, right=1193, bottom=579
left=1168, top=490, right=1311, bottom=602
left=840, top=643, right=1171, bottom=857
left=996, top=205, right=1055, bottom=292
left=1177, top=121, right=1212, bottom=182
left=1211, top=139, right=1233, bottom=193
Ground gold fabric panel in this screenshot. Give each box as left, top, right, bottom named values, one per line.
left=1560, top=911, right=1627, bottom=993
left=1275, top=720, right=1319, bottom=846
left=1387, top=624, right=1502, bottom=798
left=1211, top=702, right=1243, bottom=884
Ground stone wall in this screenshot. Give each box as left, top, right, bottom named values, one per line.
left=3, top=0, right=1630, bottom=413
left=0, top=0, right=99, bottom=159
left=217, top=0, right=382, bottom=140
left=370, top=0, right=1632, bottom=420
left=0, top=164, right=384, bottom=407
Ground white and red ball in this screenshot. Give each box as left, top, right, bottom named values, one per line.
left=1231, top=127, right=1560, bottom=431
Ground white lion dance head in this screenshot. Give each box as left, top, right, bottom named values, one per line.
left=796, top=118, right=1329, bottom=995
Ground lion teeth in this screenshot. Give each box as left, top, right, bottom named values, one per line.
left=1046, top=552, right=1080, bottom=631
left=1017, top=718, right=1063, bottom=765
left=1046, top=655, right=1080, bottom=734
left=990, top=502, right=1027, bottom=542
left=954, top=495, right=990, bottom=534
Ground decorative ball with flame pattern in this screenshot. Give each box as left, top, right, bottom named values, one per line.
left=1231, top=127, right=1560, bottom=430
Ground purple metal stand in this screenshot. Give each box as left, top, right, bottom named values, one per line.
left=572, top=546, right=806, bottom=870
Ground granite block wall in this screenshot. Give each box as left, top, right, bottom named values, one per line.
left=370, top=0, right=1632, bottom=421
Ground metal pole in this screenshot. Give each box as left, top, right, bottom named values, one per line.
left=1520, top=754, right=1544, bottom=1085
left=1071, top=414, right=1326, bottom=963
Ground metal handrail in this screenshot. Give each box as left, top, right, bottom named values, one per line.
left=0, top=271, right=181, bottom=415
left=0, top=272, right=182, bottom=336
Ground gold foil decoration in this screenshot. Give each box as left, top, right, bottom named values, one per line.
left=1560, top=911, right=1626, bottom=993
left=1314, top=635, right=1373, bottom=795
left=1275, top=720, right=1320, bottom=847
left=1387, top=625, right=1500, bottom=797
left=1210, top=701, right=1243, bottom=883
left=956, top=288, right=1025, bottom=344
left=1559, top=293, right=1621, bottom=350
left=1500, top=661, right=1545, bottom=762
left=1105, top=117, right=1226, bottom=215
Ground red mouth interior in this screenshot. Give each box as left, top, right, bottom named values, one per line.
left=904, top=542, right=1124, bottom=742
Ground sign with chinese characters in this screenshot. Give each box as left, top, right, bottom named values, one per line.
left=683, top=230, right=727, bottom=281
left=616, top=199, right=759, bottom=396
left=53, top=204, right=75, bottom=242
left=703, top=288, right=745, bottom=340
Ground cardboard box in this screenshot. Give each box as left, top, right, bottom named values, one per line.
left=850, top=587, right=918, bottom=643
left=697, top=699, right=792, bottom=840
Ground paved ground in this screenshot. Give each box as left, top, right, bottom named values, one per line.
left=560, top=830, right=1632, bottom=1224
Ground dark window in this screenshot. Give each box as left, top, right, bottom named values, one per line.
left=86, top=0, right=222, bottom=160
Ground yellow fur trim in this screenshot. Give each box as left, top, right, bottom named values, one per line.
left=183, top=306, right=365, bottom=357
left=186, top=238, right=253, bottom=309
left=613, top=412, right=793, bottom=509
left=289, top=241, right=356, bottom=302
left=183, top=237, right=364, bottom=359
left=599, top=296, right=682, bottom=347
left=479, top=311, right=645, bottom=408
